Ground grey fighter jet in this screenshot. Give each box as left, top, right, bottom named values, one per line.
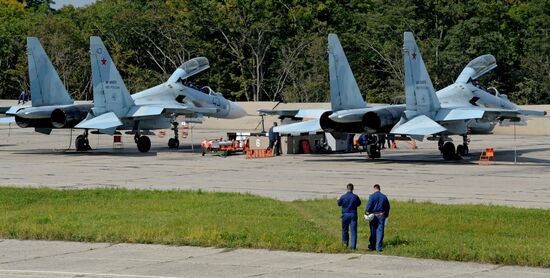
left=271, top=34, right=406, bottom=157
left=390, top=32, right=546, bottom=160
left=2, top=37, right=93, bottom=135
left=74, top=36, right=246, bottom=152
left=271, top=33, right=545, bottom=160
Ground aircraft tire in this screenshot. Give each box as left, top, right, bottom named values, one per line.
left=457, top=144, right=469, bottom=156
left=75, top=135, right=87, bottom=152
left=368, top=145, right=381, bottom=159
left=168, top=138, right=179, bottom=149
left=137, top=136, right=151, bottom=153
left=442, top=142, right=455, bottom=160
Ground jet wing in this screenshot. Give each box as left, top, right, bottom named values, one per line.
left=434, top=108, right=485, bottom=121
left=435, top=107, right=545, bottom=122
left=127, top=105, right=218, bottom=118
left=391, top=115, right=446, bottom=137
left=273, top=119, right=321, bottom=135
left=75, top=112, right=123, bottom=131
left=258, top=108, right=328, bottom=119
left=126, top=106, right=165, bottom=118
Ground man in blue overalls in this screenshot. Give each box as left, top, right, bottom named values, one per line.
left=337, top=183, right=362, bottom=249
left=366, top=184, right=390, bottom=252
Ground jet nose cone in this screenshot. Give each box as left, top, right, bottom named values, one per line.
left=227, top=101, right=247, bottom=119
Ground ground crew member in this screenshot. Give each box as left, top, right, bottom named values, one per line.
left=366, top=184, right=390, bottom=252
left=337, top=183, right=361, bottom=249
left=268, top=122, right=281, bottom=155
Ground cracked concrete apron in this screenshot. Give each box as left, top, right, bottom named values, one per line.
left=0, top=240, right=548, bottom=278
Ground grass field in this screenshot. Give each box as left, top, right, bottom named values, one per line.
left=0, top=187, right=548, bottom=267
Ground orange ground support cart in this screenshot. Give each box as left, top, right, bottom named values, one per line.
left=201, top=138, right=247, bottom=157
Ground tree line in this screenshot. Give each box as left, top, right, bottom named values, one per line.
left=0, top=0, right=548, bottom=104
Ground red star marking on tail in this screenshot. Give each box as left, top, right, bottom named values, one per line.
left=101, top=57, right=107, bottom=65
left=412, top=52, right=417, bottom=60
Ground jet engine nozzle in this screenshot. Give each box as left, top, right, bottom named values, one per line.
left=320, top=111, right=363, bottom=133
left=51, top=104, right=93, bottom=128
left=361, top=106, right=406, bottom=133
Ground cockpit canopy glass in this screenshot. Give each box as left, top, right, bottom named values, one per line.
left=466, top=54, right=496, bottom=78
left=179, top=57, right=209, bottom=75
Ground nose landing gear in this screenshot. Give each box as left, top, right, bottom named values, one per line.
left=168, top=121, right=179, bottom=149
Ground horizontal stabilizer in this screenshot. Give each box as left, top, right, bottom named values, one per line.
left=273, top=119, right=321, bottom=135
left=4, top=105, right=29, bottom=116
left=0, top=117, right=15, bottom=124
left=75, top=112, right=123, bottom=130
left=391, top=115, right=446, bottom=136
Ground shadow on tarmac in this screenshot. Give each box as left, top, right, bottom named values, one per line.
left=303, top=147, right=550, bottom=165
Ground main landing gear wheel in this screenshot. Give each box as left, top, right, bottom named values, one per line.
left=368, top=144, right=381, bottom=159
left=457, top=144, right=469, bottom=156
left=442, top=142, right=455, bottom=160
left=75, top=134, right=91, bottom=152
left=168, top=138, right=179, bottom=149
left=137, top=136, right=151, bottom=153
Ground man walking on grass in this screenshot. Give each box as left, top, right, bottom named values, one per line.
left=366, top=184, right=390, bottom=252
left=337, top=183, right=361, bottom=249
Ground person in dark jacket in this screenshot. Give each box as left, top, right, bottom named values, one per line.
left=337, top=183, right=362, bottom=249
left=268, top=122, right=281, bottom=155
left=366, top=184, right=390, bottom=251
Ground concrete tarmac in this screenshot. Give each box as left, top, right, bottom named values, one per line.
left=0, top=240, right=549, bottom=278
left=1, top=126, right=550, bottom=208
left=1, top=125, right=549, bottom=277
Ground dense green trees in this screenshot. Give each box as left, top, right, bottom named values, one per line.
left=0, top=0, right=548, bottom=104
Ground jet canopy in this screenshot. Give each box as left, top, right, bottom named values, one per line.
left=455, top=54, right=497, bottom=83
left=167, top=57, right=210, bottom=84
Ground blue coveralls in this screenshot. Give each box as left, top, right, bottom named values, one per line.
left=337, top=191, right=361, bottom=249
left=268, top=127, right=281, bottom=155
left=366, top=191, right=390, bottom=251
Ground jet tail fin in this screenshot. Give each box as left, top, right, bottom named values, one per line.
left=27, top=37, right=73, bottom=107
left=328, top=34, right=366, bottom=111
left=89, top=36, right=134, bottom=117
left=403, top=32, right=440, bottom=116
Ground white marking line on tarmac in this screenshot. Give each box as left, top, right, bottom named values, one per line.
left=0, top=269, right=181, bottom=278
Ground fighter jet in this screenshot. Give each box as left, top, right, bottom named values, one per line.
left=271, top=33, right=545, bottom=160
left=270, top=34, right=406, bottom=157
left=1, top=37, right=93, bottom=135
left=74, top=36, right=247, bottom=152
left=390, top=32, right=546, bottom=160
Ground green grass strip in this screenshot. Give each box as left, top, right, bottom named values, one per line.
left=0, top=187, right=548, bottom=267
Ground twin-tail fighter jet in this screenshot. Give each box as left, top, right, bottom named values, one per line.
left=270, top=33, right=545, bottom=160
left=2, top=37, right=247, bottom=152
left=2, top=37, right=93, bottom=136
left=390, top=32, right=546, bottom=160
left=268, top=34, right=406, bottom=156
left=74, top=37, right=246, bottom=152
